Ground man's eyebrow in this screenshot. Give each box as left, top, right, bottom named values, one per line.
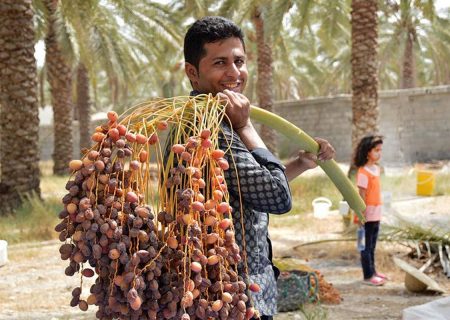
left=212, top=55, right=246, bottom=61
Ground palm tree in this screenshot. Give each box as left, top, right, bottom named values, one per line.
left=281, top=0, right=352, bottom=98
left=0, top=0, right=41, bottom=214
left=350, top=0, right=379, bottom=153
left=421, top=10, right=450, bottom=85
left=284, top=1, right=450, bottom=95
left=56, top=0, right=142, bottom=152
left=43, top=0, right=74, bottom=175
left=378, top=0, right=450, bottom=89
left=109, top=1, right=185, bottom=105
left=251, top=5, right=278, bottom=153
left=35, top=0, right=184, bottom=155
left=76, top=63, right=91, bottom=150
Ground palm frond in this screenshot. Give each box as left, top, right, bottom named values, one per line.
left=382, top=214, right=450, bottom=246
left=217, top=0, right=241, bottom=18
left=265, top=0, right=292, bottom=40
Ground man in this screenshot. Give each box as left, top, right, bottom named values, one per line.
left=184, top=16, right=335, bottom=319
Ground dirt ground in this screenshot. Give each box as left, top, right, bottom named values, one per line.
left=0, top=197, right=449, bottom=320
left=270, top=196, right=450, bottom=320
left=271, top=232, right=449, bottom=319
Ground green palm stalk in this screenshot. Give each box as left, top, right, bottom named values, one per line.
left=250, top=105, right=366, bottom=221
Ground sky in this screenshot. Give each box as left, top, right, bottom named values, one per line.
left=34, top=0, right=450, bottom=67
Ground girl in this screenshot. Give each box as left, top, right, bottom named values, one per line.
left=353, top=135, right=386, bottom=286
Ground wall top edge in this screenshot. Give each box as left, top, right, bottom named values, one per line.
left=274, top=85, right=450, bottom=107
left=379, top=85, right=450, bottom=97
left=275, top=94, right=351, bottom=107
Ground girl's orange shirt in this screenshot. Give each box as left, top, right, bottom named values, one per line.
left=356, top=165, right=382, bottom=222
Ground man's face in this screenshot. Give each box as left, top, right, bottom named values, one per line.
left=185, top=37, right=248, bottom=95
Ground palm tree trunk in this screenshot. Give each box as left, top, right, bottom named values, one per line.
left=350, top=0, right=380, bottom=156
left=401, top=29, right=416, bottom=89
left=252, top=6, right=277, bottom=154
left=39, top=66, right=46, bottom=109
left=0, top=0, right=41, bottom=214
left=44, top=0, right=73, bottom=175
left=76, top=63, right=91, bottom=152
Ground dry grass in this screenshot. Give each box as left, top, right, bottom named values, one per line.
left=0, top=193, right=61, bottom=244
left=382, top=169, right=450, bottom=198
left=289, top=175, right=342, bottom=214
left=0, top=161, right=64, bottom=244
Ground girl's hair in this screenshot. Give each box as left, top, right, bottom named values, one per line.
left=353, top=135, right=383, bottom=167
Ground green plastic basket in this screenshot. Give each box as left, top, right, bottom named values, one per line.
left=277, top=270, right=319, bottom=312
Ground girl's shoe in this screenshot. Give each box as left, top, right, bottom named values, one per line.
left=375, top=272, right=388, bottom=280
left=363, top=276, right=385, bottom=286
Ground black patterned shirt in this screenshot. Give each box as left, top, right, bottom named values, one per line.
left=218, top=121, right=292, bottom=316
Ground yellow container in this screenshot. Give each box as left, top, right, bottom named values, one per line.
left=416, top=170, right=435, bottom=196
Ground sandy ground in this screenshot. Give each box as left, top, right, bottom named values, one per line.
left=0, top=197, right=449, bottom=320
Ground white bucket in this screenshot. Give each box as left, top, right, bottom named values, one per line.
left=0, top=240, right=8, bottom=267
left=312, top=197, right=332, bottom=219
left=339, top=200, right=350, bottom=216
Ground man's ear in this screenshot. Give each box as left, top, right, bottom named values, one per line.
left=185, top=62, right=199, bottom=85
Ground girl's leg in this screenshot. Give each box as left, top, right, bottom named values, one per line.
left=360, top=250, right=372, bottom=279
left=361, top=234, right=373, bottom=279
left=371, top=221, right=380, bottom=274
left=362, top=222, right=377, bottom=279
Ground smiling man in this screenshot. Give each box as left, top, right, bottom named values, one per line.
left=185, top=36, right=247, bottom=94
left=183, top=16, right=335, bottom=319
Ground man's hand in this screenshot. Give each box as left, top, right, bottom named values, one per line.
left=217, top=89, right=251, bottom=131
left=285, top=137, right=336, bottom=181
left=294, top=138, right=336, bottom=170
left=315, top=137, right=335, bottom=162
left=217, top=89, right=267, bottom=151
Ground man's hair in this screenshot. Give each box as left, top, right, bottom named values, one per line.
left=184, top=16, right=245, bottom=70
left=353, top=135, right=384, bottom=167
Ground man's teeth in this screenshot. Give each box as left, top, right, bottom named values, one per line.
left=223, top=83, right=239, bottom=89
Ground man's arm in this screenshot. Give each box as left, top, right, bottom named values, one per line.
left=234, top=122, right=266, bottom=150
left=284, top=152, right=316, bottom=181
